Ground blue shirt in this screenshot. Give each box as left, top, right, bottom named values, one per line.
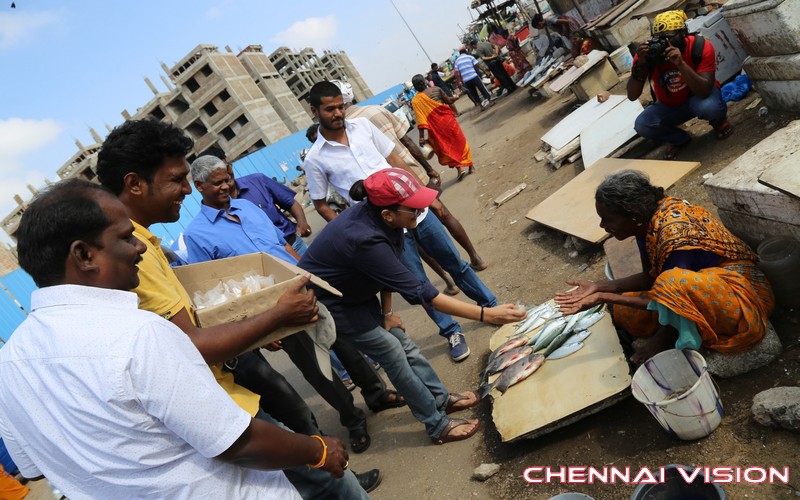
left=298, top=202, right=439, bottom=335
left=235, top=173, right=298, bottom=240
left=454, top=53, right=480, bottom=83
left=184, top=198, right=297, bottom=266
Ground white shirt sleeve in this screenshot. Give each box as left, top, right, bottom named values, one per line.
left=303, top=149, right=330, bottom=201
left=128, top=319, right=252, bottom=458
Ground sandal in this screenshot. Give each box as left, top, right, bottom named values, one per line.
left=431, top=417, right=481, bottom=445
left=369, top=390, right=407, bottom=414
left=349, top=424, right=371, bottom=454
left=445, top=390, right=480, bottom=414
left=456, top=168, right=468, bottom=182
left=715, top=120, right=734, bottom=140
left=663, top=138, right=692, bottom=160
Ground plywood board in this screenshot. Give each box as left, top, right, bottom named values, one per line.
left=487, top=306, right=631, bottom=442
left=548, top=51, right=610, bottom=93
left=603, top=236, right=643, bottom=280
left=757, top=154, right=800, bottom=200
left=541, top=95, right=625, bottom=151
left=580, top=98, right=643, bottom=168
left=525, top=158, right=701, bottom=243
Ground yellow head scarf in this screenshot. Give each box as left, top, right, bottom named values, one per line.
left=652, top=10, right=687, bottom=35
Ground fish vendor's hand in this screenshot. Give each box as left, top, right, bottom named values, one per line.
left=485, top=304, right=527, bottom=324
left=554, top=279, right=598, bottom=305
left=557, top=292, right=604, bottom=316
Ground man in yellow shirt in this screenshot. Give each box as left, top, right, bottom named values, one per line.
left=96, top=119, right=376, bottom=497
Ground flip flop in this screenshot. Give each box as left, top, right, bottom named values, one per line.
left=431, top=417, right=481, bottom=445
left=456, top=168, right=468, bottom=182
left=470, top=261, right=488, bottom=272
left=445, top=390, right=480, bottom=414
left=663, top=138, right=692, bottom=160
left=715, top=121, right=734, bottom=140
left=369, top=390, right=407, bottom=414
left=349, top=424, right=370, bottom=454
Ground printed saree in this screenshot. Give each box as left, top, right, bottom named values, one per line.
left=411, top=91, right=473, bottom=168
left=613, top=197, right=774, bottom=353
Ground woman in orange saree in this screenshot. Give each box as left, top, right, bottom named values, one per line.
left=556, top=170, right=774, bottom=364
left=410, top=74, right=475, bottom=181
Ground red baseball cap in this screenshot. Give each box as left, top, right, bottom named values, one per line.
left=364, top=168, right=438, bottom=209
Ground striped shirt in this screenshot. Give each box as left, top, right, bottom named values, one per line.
left=454, top=54, right=479, bottom=83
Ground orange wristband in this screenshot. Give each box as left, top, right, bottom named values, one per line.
left=307, top=435, right=327, bottom=469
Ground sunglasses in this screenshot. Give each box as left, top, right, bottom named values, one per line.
left=395, top=207, right=422, bottom=217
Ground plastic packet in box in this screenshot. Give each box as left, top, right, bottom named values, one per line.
left=173, top=252, right=341, bottom=353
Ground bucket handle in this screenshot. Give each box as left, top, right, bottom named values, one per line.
left=654, top=377, right=722, bottom=418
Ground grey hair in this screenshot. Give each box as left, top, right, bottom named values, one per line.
left=595, top=170, right=665, bottom=219
left=190, top=155, right=227, bottom=184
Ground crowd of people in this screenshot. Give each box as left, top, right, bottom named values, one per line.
left=0, top=8, right=779, bottom=500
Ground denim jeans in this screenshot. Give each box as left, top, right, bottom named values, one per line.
left=291, top=235, right=309, bottom=257
left=464, top=76, right=491, bottom=103
left=254, top=410, right=368, bottom=500
left=341, top=326, right=451, bottom=439
left=634, top=86, right=728, bottom=145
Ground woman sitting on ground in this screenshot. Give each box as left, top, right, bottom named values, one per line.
left=556, top=170, right=775, bottom=365
left=298, top=168, right=524, bottom=444
left=409, top=74, right=475, bottom=182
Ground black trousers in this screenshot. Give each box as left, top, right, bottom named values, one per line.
left=230, top=350, right=320, bottom=436
left=464, top=77, right=491, bottom=104
left=486, top=58, right=517, bottom=92
left=281, top=332, right=387, bottom=433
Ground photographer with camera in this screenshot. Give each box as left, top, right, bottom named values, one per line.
left=627, top=10, right=733, bottom=160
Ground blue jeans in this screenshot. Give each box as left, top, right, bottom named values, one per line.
left=401, top=214, right=497, bottom=339
left=342, top=326, right=451, bottom=439
left=291, top=236, right=309, bottom=257
left=254, top=410, right=368, bottom=500
left=634, top=87, right=728, bottom=145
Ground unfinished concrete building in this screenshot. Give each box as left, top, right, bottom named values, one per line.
left=2, top=42, right=371, bottom=244
left=269, top=46, right=372, bottom=106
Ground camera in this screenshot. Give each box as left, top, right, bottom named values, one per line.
left=646, top=36, right=669, bottom=64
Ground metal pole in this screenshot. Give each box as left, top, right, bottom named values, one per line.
left=389, top=0, right=434, bottom=64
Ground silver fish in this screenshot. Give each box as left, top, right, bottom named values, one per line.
left=563, top=329, right=591, bottom=346
left=481, top=353, right=546, bottom=399
left=546, top=341, right=584, bottom=360
left=480, top=345, right=534, bottom=385
left=542, top=327, right=578, bottom=357
left=532, top=317, right=567, bottom=351
left=513, top=306, right=547, bottom=335
left=575, top=311, right=604, bottom=331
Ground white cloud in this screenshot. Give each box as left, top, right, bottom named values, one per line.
left=271, top=15, right=338, bottom=48
left=206, top=7, right=223, bottom=20
left=0, top=118, right=61, bottom=161
left=0, top=11, right=59, bottom=50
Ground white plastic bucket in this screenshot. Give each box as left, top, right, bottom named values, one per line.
left=631, top=349, right=723, bottom=440
left=609, top=46, right=633, bottom=74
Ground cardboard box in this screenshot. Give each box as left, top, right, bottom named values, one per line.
left=173, top=252, right=341, bottom=352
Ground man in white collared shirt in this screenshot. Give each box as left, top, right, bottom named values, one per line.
left=302, top=81, right=499, bottom=362
left=0, top=180, right=349, bottom=500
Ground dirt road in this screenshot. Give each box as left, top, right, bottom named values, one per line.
left=272, top=84, right=800, bottom=500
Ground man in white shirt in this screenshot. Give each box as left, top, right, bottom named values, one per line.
left=303, top=81, right=499, bottom=362
left=0, top=180, right=349, bottom=500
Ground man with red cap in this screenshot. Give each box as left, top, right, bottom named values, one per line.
left=298, top=168, right=524, bottom=445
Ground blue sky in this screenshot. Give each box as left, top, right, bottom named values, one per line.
left=0, top=0, right=478, bottom=243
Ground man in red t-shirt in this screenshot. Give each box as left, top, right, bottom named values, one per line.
left=627, top=10, right=733, bottom=159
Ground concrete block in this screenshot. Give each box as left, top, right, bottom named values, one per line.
left=703, top=120, right=800, bottom=243
left=716, top=208, right=800, bottom=248
left=751, top=386, right=800, bottom=431
left=723, top=0, right=800, bottom=57
left=705, top=321, right=782, bottom=378
left=571, top=59, right=620, bottom=101
left=743, top=53, right=800, bottom=111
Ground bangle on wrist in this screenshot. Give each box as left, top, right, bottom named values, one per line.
left=308, top=435, right=327, bottom=469
left=479, top=306, right=485, bottom=322
left=383, top=309, right=394, bottom=317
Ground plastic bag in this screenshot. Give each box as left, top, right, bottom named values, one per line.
left=193, top=272, right=276, bottom=309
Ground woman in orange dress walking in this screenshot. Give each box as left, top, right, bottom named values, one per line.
left=410, top=74, right=475, bottom=181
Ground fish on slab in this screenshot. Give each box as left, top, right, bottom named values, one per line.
left=481, top=353, right=546, bottom=399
